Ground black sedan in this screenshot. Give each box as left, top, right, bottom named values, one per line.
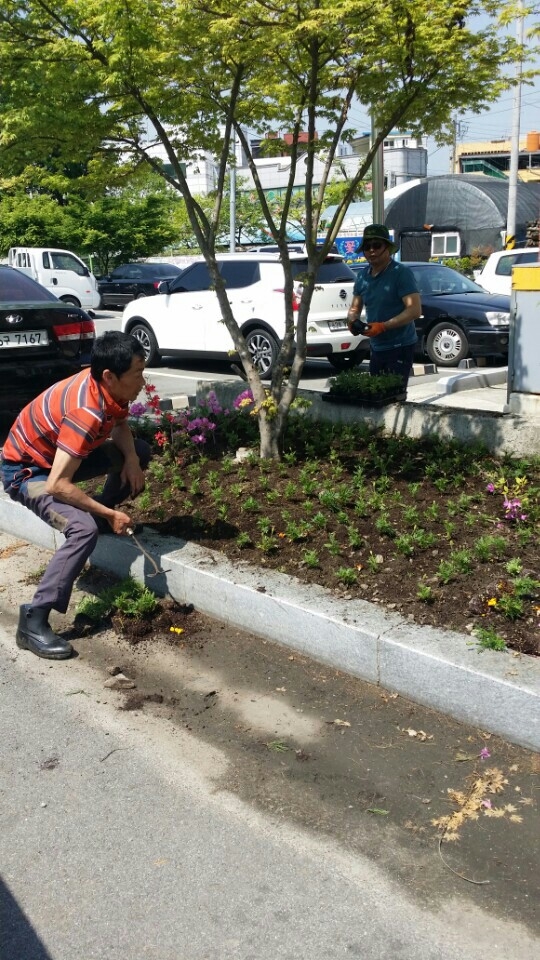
left=98, top=262, right=184, bottom=309
left=0, top=266, right=95, bottom=416
left=348, top=261, right=511, bottom=367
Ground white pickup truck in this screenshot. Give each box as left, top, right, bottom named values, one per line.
left=8, top=246, right=101, bottom=310
left=475, top=248, right=540, bottom=296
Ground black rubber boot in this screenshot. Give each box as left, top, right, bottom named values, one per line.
left=16, top=604, right=73, bottom=660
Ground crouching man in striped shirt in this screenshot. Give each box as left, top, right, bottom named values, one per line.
left=1, top=331, right=151, bottom=660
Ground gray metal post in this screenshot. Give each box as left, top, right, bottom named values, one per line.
left=371, top=116, right=385, bottom=223
left=230, top=129, right=236, bottom=253
left=506, top=3, right=524, bottom=245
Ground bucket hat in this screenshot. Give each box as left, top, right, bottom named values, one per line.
left=357, top=223, right=398, bottom=254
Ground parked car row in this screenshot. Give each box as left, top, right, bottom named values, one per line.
left=120, top=255, right=512, bottom=374
left=0, top=249, right=514, bottom=418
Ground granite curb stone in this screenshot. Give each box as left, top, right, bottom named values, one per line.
left=0, top=490, right=538, bottom=752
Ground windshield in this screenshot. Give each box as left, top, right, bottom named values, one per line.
left=410, top=264, right=485, bottom=296
left=0, top=266, right=59, bottom=302
left=290, top=259, right=356, bottom=283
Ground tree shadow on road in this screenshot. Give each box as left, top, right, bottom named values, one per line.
left=1, top=875, right=53, bottom=960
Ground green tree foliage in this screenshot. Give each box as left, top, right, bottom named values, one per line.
left=0, top=176, right=178, bottom=271
left=172, top=176, right=276, bottom=250
left=0, top=0, right=524, bottom=456
left=0, top=193, right=83, bottom=254
left=78, top=177, right=180, bottom=274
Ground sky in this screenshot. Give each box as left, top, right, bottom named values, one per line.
left=345, top=9, right=540, bottom=178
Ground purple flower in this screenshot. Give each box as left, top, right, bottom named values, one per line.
left=479, top=747, right=491, bottom=760
left=233, top=389, right=254, bottom=409
left=486, top=482, right=495, bottom=493
left=202, top=390, right=223, bottom=415
left=129, top=402, right=148, bottom=418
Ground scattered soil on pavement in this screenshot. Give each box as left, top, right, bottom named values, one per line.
left=72, top=568, right=540, bottom=936
left=1, top=536, right=538, bottom=936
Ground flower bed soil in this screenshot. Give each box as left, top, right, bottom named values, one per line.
left=91, top=436, right=540, bottom=658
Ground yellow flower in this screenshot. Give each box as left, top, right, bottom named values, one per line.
left=487, top=597, right=498, bottom=607
left=169, top=626, right=184, bottom=634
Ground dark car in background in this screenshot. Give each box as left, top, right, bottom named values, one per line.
left=98, top=262, right=184, bottom=309
left=0, top=265, right=95, bottom=416
left=408, top=262, right=510, bottom=366
left=349, top=261, right=510, bottom=367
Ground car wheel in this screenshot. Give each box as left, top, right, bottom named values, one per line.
left=426, top=322, right=469, bottom=367
left=244, top=327, right=279, bottom=379
left=136, top=292, right=147, bottom=299
left=59, top=295, right=81, bottom=308
left=128, top=321, right=161, bottom=366
left=328, top=351, right=363, bottom=371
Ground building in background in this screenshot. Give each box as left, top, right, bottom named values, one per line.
left=455, top=132, right=540, bottom=182
left=345, top=131, right=428, bottom=188
left=147, top=127, right=427, bottom=200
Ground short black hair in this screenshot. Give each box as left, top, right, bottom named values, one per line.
left=90, top=331, right=145, bottom=381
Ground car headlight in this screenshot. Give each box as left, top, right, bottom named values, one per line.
left=485, top=311, right=510, bottom=327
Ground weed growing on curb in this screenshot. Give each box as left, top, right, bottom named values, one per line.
left=473, top=626, right=507, bottom=651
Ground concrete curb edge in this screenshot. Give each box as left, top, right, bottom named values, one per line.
left=0, top=491, right=538, bottom=752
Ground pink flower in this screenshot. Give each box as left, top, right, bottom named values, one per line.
left=233, top=389, right=254, bottom=409
left=479, top=747, right=491, bottom=760
left=154, top=431, right=169, bottom=448
left=486, top=483, right=495, bottom=493
left=481, top=799, right=492, bottom=809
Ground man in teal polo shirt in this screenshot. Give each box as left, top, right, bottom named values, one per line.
left=347, top=224, right=421, bottom=392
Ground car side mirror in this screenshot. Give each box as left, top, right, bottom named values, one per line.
left=159, top=280, right=186, bottom=294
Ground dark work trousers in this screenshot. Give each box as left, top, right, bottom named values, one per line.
left=3, top=438, right=151, bottom=614
left=369, top=343, right=416, bottom=391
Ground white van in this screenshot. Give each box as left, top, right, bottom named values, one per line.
left=7, top=247, right=101, bottom=310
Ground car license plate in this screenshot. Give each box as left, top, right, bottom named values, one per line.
left=0, top=330, right=49, bottom=348
left=328, top=319, right=348, bottom=331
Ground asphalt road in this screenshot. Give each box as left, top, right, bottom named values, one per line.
left=1, top=533, right=538, bottom=960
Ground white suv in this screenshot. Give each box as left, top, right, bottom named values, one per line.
left=121, top=252, right=364, bottom=376
left=475, top=248, right=539, bottom=296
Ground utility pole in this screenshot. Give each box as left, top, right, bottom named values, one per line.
left=449, top=119, right=468, bottom=174
left=371, top=115, right=385, bottom=223
left=506, top=0, right=525, bottom=248
left=230, top=128, right=237, bottom=252
left=449, top=119, right=457, bottom=174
